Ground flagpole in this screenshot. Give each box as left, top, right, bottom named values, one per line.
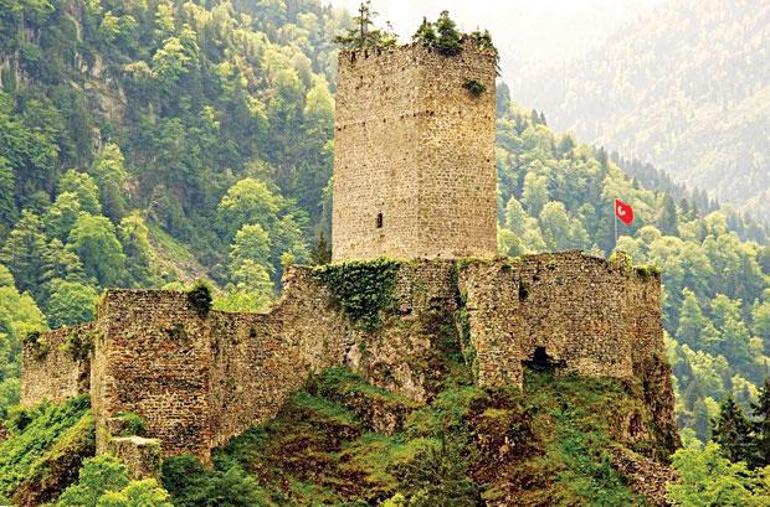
left=614, top=201, right=618, bottom=248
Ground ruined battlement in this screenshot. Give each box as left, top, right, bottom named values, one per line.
left=332, top=41, right=497, bottom=261
left=22, top=252, right=675, bottom=465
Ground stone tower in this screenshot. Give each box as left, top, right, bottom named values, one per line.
left=332, top=39, right=498, bottom=261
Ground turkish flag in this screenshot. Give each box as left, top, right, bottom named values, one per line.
left=615, top=199, right=634, bottom=226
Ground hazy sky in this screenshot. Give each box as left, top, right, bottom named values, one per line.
left=325, top=0, right=666, bottom=83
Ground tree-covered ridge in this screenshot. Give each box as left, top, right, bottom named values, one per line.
left=495, top=84, right=770, bottom=441
left=516, top=0, right=770, bottom=221
left=0, top=0, right=346, bottom=428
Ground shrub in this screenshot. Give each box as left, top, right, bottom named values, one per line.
left=463, top=79, right=486, bottom=96
left=187, top=280, right=212, bottom=316
left=112, top=412, right=147, bottom=437
left=162, top=455, right=271, bottom=507
left=55, top=454, right=129, bottom=506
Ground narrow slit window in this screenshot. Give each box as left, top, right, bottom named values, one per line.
left=376, top=212, right=383, bottom=229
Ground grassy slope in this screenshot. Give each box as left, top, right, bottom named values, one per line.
left=191, top=366, right=668, bottom=506
left=0, top=395, right=95, bottom=505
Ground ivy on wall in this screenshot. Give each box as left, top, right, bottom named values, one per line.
left=313, top=259, right=400, bottom=330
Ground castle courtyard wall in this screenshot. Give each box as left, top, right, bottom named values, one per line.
left=456, top=252, right=656, bottom=388
left=22, top=253, right=671, bottom=463
left=21, top=324, right=92, bottom=406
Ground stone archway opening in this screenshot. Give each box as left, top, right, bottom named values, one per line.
left=523, top=346, right=565, bottom=372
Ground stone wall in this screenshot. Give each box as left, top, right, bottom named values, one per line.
left=21, top=325, right=92, bottom=406
left=90, top=290, right=214, bottom=458
left=456, top=251, right=659, bottom=388
left=22, top=253, right=673, bottom=463
left=332, top=40, right=497, bottom=261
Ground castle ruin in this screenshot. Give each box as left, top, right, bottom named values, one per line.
left=21, top=40, right=677, bottom=471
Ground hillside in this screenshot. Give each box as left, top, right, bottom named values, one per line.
left=515, top=0, right=770, bottom=219
left=1, top=366, right=676, bottom=506
left=1, top=1, right=770, bottom=503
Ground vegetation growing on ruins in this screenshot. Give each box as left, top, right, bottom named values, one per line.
left=313, top=259, right=400, bottom=329
left=0, top=0, right=769, bottom=500
left=463, top=79, right=487, bottom=97
left=187, top=280, right=213, bottom=316
left=154, top=367, right=656, bottom=505
left=111, top=412, right=147, bottom=438
left=333, top=0, right=397, bottom=51
left=0, top=0, right=766, bottom=450
left=0, top=395, right=92, bottom=502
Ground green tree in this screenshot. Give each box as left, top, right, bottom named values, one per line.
left=752, top=379, right=770, bottom=467
left=0, top=156, right=17, bottom=236
left=96, top=479, right=173, bottom=507
left=677, top=289, right=717, bottom=348
left=433, top=11, right=463, bottom=56
left=333, top=1, right=397, bottom=50
left=229, top=224, right=272, bottom=278
left=412, top=17, right=436, bottom=46
left=217, top=178, right=280, bottom=240
left=67, top=214, right=128, bottom=287
left=45, top=279, right=98, bottom=329
left=712, top=396, right=756, bottom=465
left=58, top=170, right=102, bottom=215
left=667, top=441, right=767, bottom=506
left=46, top=192, right=83, bottom=241
left=41, top=239, right=86, bottom=289
left=521, top=173, right=550, bottom=217
left=91, top=143, right=129, bottom=221
left=659, top=194, right=680, bottom=235
left=0, top=210, right=48, bottom=294
left=118, top=211, right=154, bottom=285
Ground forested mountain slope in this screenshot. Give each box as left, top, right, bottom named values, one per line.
left=515, top=0, right=770, bottom=220
left=0, top=0, right=770, bottom=463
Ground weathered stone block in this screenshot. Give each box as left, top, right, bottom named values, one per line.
left=107, top=436, right=163, bottom=480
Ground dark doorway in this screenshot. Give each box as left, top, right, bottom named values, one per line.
left=523, top=346, right=565, bottom=371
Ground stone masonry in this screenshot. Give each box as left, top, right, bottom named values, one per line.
left=332, top=39, right=497, bottom=261
left=20, top=39, right=677, bottom=470
left=22, top=252, right=677, bottom=464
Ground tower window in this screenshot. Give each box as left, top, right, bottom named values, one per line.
left=376, top=212, right=383, bottom=229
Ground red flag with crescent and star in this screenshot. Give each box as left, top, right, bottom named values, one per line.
left=615, top=198, right=635, bottom=226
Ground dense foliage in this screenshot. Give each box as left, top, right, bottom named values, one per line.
left=57, top=454, right=172, bottom=507
left=517, top=0, right=770, bottom=220
left=1, top=1, right=770, bottom=501
left=0, top=395, right=92, bottom=502
left=494, top=87, right=770, bottom=441
left=0, top=0, right=345, bottom=418
left=158, top=367, right=652, bottom=506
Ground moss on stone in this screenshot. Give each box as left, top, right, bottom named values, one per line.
left=61, top=328, right=95, bottom=362
left=112, top=412, right=148, bottom=437
left=463, top=78, right=486, bottom=96
left=313, top=259, right=400, bottom=329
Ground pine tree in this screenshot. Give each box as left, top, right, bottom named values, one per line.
left=434, top=10, right=462, bottom=56
left=751, top=378, right=770, bottom=466
left=659, top=194, right=679, bottom=235
left=333, top=1, right=397, bottom=51
left=412, top=17, right=436, bottom=46
left=712, top=395, right=756, bottom=465
left=310, top=231, right=331, bottom=265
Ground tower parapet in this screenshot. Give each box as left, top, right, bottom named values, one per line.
left=332, top=40, right=497, bottom=261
